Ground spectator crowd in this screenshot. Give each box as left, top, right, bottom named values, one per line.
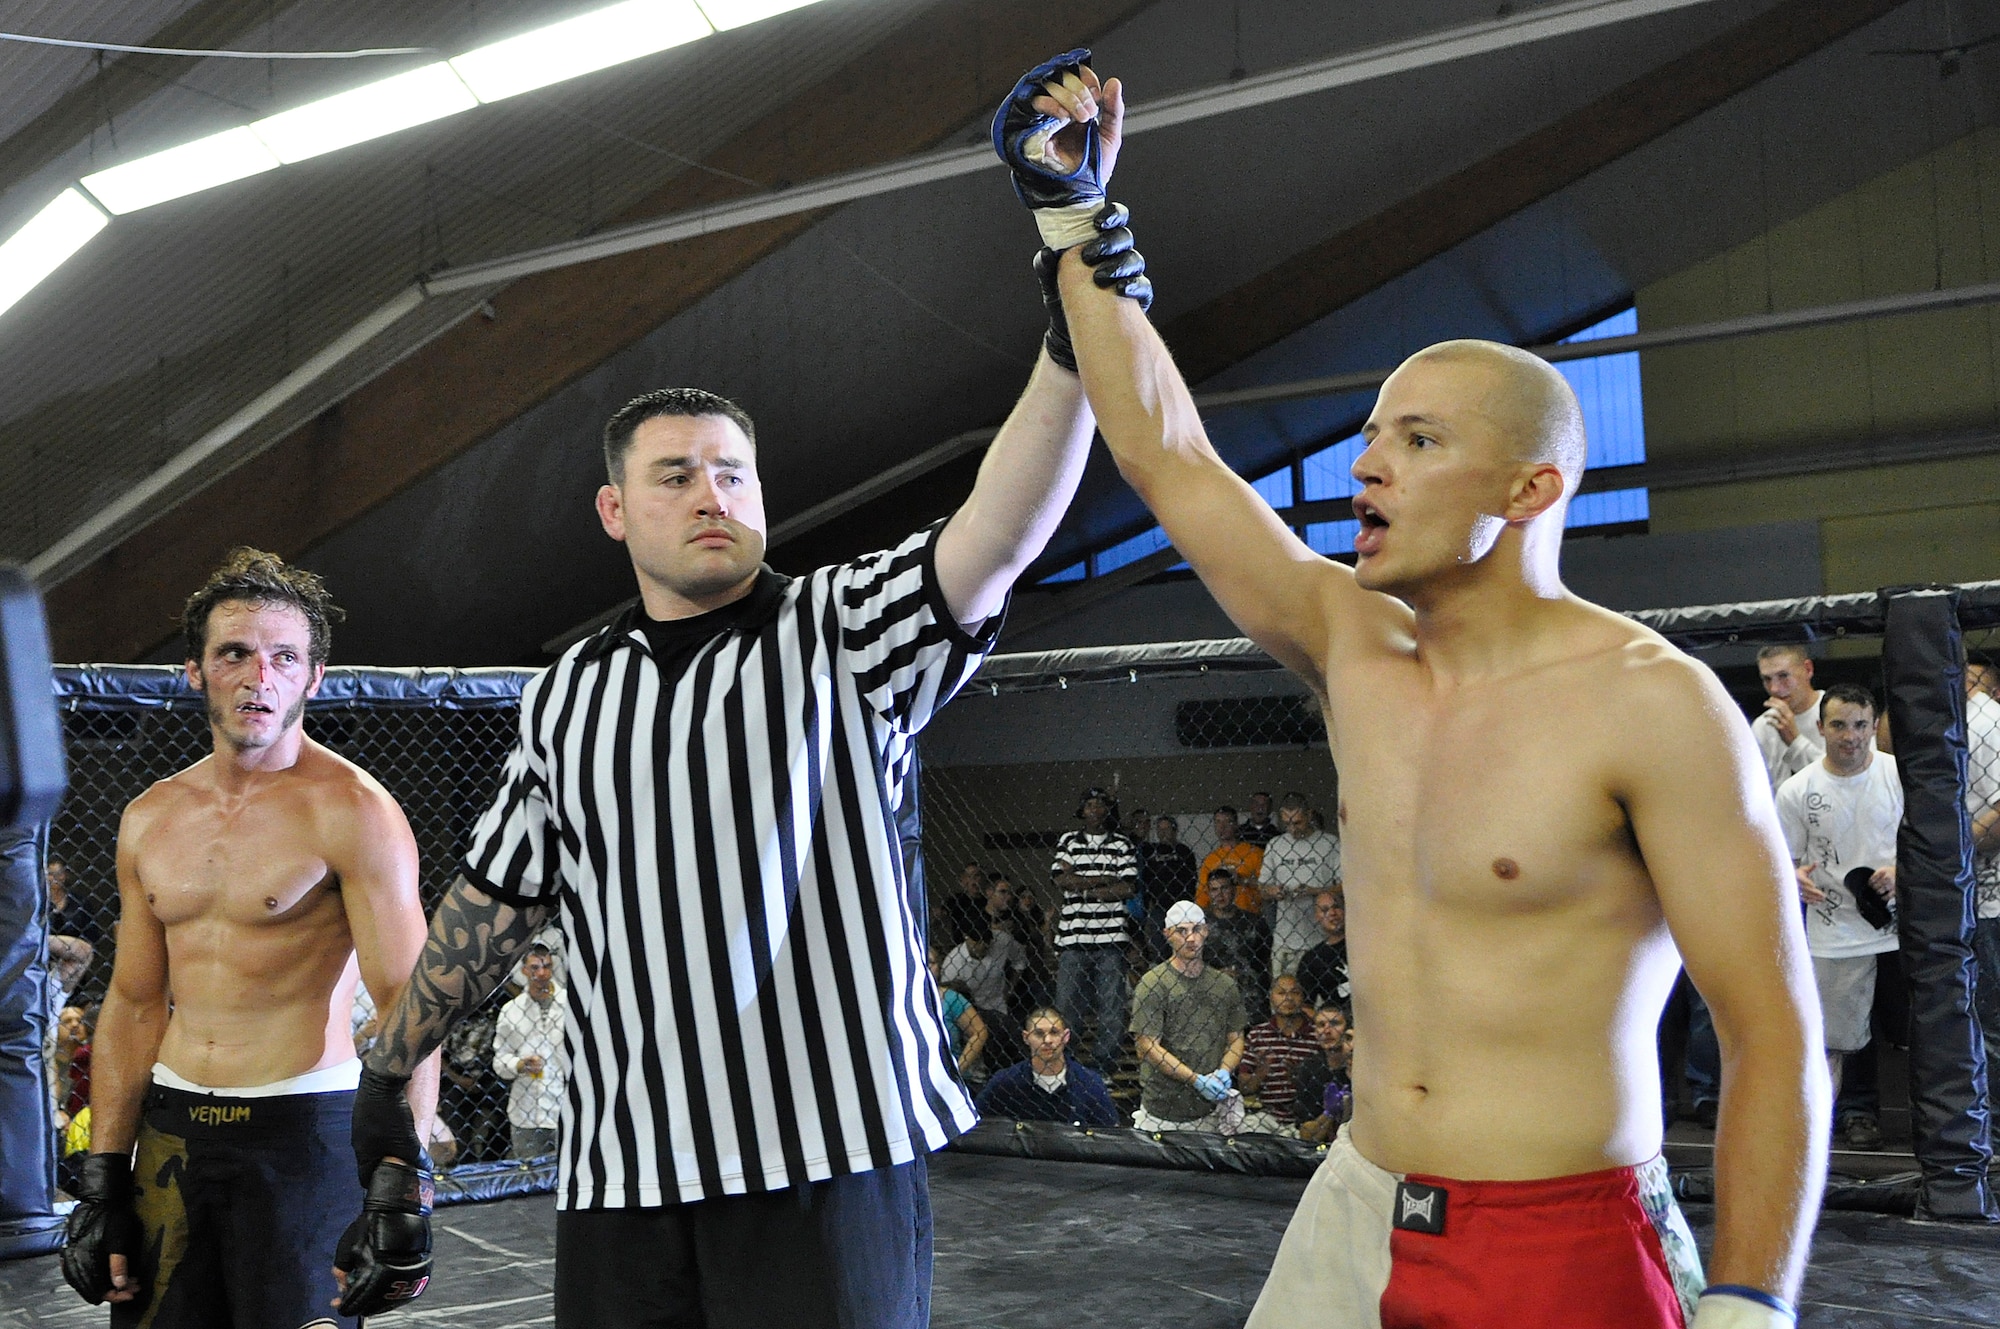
left=929, top=786, right=1353, bottom=1139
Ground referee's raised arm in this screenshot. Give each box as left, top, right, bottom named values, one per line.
left=932, top=350, right=1097, bottom=627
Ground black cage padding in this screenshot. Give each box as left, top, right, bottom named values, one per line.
left=970, top=580, right=2000, bottom=693
left=55, top=664, right=539, bottom=710
left=435, top=1156, right=558, bottom=1207
left=0, top=827, right=61, bottom=1259
left=947, top=1117, right=1322, bottom=1179
left=953, top=1119, right=1926, bottom=1215
left=1883, top=590, right=1996, bottom=1221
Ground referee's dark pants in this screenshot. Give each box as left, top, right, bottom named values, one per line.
left=553, top=1155, right=932, bottom=1327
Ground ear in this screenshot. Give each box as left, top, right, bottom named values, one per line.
left=306, top=662, right=326, bottom=698
left=596, top=483, right=626, bottom=542
left=184, top=659, right=202, bottom=691
left=1504, top=462, right=1568, bottom=523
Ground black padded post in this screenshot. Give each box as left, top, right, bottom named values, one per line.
left=0, top=566, right=66, bottom=833
left=1881, top=587, right=1996, bottom=1221
left=0, top=566, right=66, bottom=1258
left=0, top=827, right=62, bottom=1258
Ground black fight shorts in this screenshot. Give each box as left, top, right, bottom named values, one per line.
left=113, top=1081, right=363, bottom=1329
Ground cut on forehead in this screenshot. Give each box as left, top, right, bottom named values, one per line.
left=1397, top=339, right=1586, bottom=484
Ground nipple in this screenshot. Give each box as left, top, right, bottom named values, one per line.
left=1492, top=858, right=1520, bottom=880
left=1337, top=801, right=1349, bottom=825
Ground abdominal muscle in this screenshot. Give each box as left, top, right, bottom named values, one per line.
left=155, top=902, right=360, bottom=1090
left=1343, top=881, right=1684, bottom=1182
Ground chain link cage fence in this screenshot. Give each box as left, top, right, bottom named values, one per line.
left=32, top=581, right=2000, bottom=1214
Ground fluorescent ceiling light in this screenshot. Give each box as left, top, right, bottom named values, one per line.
left=81, top=127, right=280, bottom=214
left=0, top=189, right=109, bottom=317
left=697, top=0, right=821, bottom=29
left=252, top=62, right=479, bottom=164
left=451, top=1, right=715, bottom=102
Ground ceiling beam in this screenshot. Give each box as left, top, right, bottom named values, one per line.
left=1160, top=0, right=1910, bottom=384
left=43, top=0, right=1158, bottom=664
left=0, top=0, right=317, bottom=205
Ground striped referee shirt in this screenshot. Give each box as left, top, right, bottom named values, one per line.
left=464, top=524, right=997, bottom=1207
left=1051, top=831, right=1138, bottom=947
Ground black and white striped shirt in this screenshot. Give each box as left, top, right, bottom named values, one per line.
left=1052, top=831, right=1138, bottom=947
left=464, top=524, right=997, bottom=1207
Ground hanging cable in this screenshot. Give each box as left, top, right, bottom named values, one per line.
left=0, top=31, right=434, bottom=60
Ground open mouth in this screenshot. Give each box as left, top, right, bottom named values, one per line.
left=237, top=701, right=275, bottom=716
left=1352, top=498, right=1390, bottom=555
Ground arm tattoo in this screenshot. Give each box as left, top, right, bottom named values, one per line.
left=369, top=874, right=548, bottom=1077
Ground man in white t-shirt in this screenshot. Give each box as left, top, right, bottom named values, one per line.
left=1259, top=793, right=1341, bottom=983
left=1774, top=684, right=1901, bottom=1110
left=1752, top=645, right=1825, bottom=792
left=1963, top=658, right=2000, bottom=1066
left=940, top=916, right=1030, bottom=1056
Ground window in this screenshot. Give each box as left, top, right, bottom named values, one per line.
left=1556, top=307, right=1645, bottom=470
left=1038, top=561, right=1086, bottom=585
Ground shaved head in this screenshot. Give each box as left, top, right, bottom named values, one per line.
left=1403, top=340, right=1586, bottom=492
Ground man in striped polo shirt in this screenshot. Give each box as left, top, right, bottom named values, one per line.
left=1051, top=787, right=1140, bottom=1070
left=339, top=221, right=1144, bottom=1324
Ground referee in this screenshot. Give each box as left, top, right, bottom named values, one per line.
left=335, top=373, right=1101, bottom=1324
left=329, top=155, right=1151, bottom=1322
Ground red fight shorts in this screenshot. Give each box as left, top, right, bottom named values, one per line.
left=1246, top=1128, right=1705, bottom=1329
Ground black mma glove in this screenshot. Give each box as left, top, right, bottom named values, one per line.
left=61, top=1153, right=142, bottom=1304
left=334, top=1158, right=435, bottom=1318
left=335, top=1066, right=433, bottom=1316
left=1034, top=201, right=1153, bottom=370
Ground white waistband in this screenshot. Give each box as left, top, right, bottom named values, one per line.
left=152, top=1058, right=361, bottom=1097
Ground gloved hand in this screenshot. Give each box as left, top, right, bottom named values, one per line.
left=349, top=1065, right=423, bottom=1188
left=333, top=1157, right=435, bottom=1317
left=335, top=1065, right=433, bottom=1315
left=1033, top=201, right=1152, bottom=369
left=992, top=48, right=1124, bottom=251
left=1690, top=1287, right=1796, bottom=1328
left=1192, top=1068, right=1232, bottom=1103
left=60, top=1153, right=142, bottom=1304
left=1077, top=202, right=1152, bottom=311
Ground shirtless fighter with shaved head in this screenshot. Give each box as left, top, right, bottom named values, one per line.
left=996, top=53, right=1826, bottom=1329
left=62, top=549, right=438, bottom=1328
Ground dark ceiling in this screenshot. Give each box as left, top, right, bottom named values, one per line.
left=3, top=0, right=1994, bottom=665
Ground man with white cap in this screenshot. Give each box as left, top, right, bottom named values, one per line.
left=1128, top=901, right=1248, bottom=1133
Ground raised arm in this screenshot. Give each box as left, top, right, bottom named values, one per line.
left=331, top=781, right=440, bottom=1137
left=1623, top=652, right=1826, bottom=1310
left=933, top=355, right=1097, bottom=627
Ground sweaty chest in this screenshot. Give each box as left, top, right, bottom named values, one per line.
left=1327, top=676, right=1632, bottom=912
left=141, top=808, right=335, bottom=926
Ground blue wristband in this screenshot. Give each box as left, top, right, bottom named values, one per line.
left=1702, top=1286, right=1795, bottom=1320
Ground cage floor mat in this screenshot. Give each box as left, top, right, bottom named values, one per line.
left=4, top=1151, right=1995, bottom=1326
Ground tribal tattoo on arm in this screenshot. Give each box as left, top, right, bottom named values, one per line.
left=368, top=875, right=550, bottom=1078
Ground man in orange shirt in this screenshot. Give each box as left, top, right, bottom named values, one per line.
left=1198, top=806, right=1263, bottom=912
